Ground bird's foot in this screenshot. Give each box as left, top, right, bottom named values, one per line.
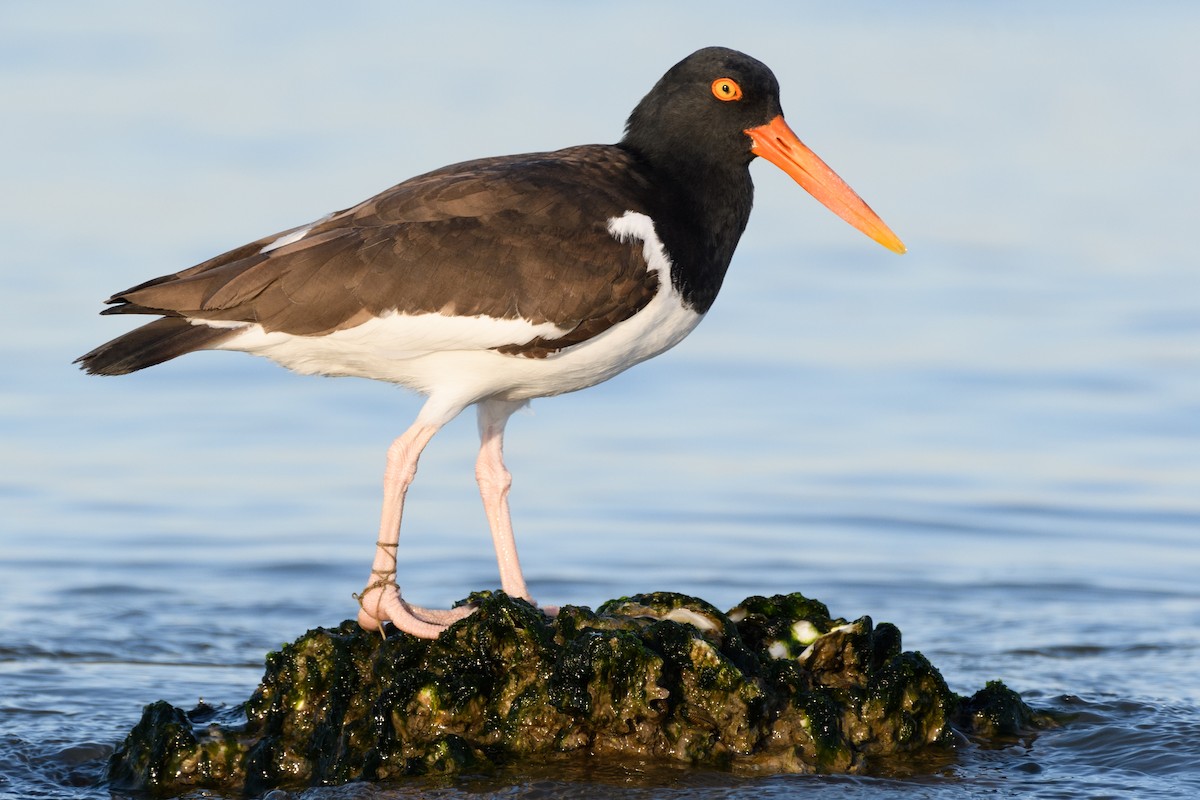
left=355, top=580, right=476, bottom=639
left=355, top=580, right=561, bottom=639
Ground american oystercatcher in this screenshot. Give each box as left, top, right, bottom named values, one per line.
left=77, top=47, right=905, bottom=639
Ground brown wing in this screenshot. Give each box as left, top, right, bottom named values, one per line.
left=103, top=146, right=663, bottom=350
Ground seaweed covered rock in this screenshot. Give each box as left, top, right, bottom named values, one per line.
left=107, top=591, right=1049, bottom=794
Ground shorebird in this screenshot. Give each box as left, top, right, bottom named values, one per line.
left=78, top=47, right=904, bottom=638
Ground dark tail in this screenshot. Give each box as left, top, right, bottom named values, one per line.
left=75, top=317, right=237, bottom=375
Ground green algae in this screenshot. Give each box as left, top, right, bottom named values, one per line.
left=107, top=590, right=1050, bottom=794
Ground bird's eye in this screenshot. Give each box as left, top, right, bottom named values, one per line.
left=711, top=77, right=743, bottom=102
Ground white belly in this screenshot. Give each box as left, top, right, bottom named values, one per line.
left=205, top=211, right=703, bottom=419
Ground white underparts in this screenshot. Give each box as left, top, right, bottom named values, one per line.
left=199, top=210, right=704, bottom=426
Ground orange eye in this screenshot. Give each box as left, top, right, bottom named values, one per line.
left=711, top=77, right=743, bottom=102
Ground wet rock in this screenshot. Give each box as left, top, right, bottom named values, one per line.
left=955, top=679, right=1057, bottom=740
left=106, top=591, right=1050, bottom=794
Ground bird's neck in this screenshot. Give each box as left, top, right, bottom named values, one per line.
left=623, top=146, right=755, bottom=314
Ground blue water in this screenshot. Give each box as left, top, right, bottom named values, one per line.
left=2, top=2, right=1199, bottom=798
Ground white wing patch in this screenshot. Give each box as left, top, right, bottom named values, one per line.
left=258, top=212, right=336, bottom=254
left=259, top=226, right=312, bottom=254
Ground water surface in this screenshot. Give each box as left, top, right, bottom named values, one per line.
left=2, top=3, right=1198, bottom=798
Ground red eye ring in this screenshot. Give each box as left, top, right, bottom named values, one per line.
left=711, top=78, right=743, bottom=101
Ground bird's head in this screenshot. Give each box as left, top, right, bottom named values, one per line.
left=623, top=46, right=905, bottom=254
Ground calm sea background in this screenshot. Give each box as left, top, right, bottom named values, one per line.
left=2, top=2, right=1198, bottom=798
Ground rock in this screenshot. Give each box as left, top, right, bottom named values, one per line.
left=106, top=591, right=1052, bottom=794
left=956, top=680, right=1052, bottom=740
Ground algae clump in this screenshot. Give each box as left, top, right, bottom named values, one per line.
left=107, top=591, right=1049, bottom=794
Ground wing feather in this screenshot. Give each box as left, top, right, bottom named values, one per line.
left=103, top=145, right=663, bottom=352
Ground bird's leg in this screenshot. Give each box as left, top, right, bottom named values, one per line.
left=476, top=399, right=554, bottom=615
left=355, top=421, right=473, bottom=639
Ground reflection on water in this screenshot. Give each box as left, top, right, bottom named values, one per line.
left=2, top=3, right=1199, bottom=799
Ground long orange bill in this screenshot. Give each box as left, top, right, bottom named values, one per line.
left=745, top=115, right=906, bottom=254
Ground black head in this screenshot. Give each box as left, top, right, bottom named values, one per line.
left=622, top=47, right=783, bottom=174
left=620, top=46, right=906, bottom=256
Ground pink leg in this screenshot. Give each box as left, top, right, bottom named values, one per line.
left=356, top=421, right=474, bottom=639
left=476, top=400, right=539, bottom=605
